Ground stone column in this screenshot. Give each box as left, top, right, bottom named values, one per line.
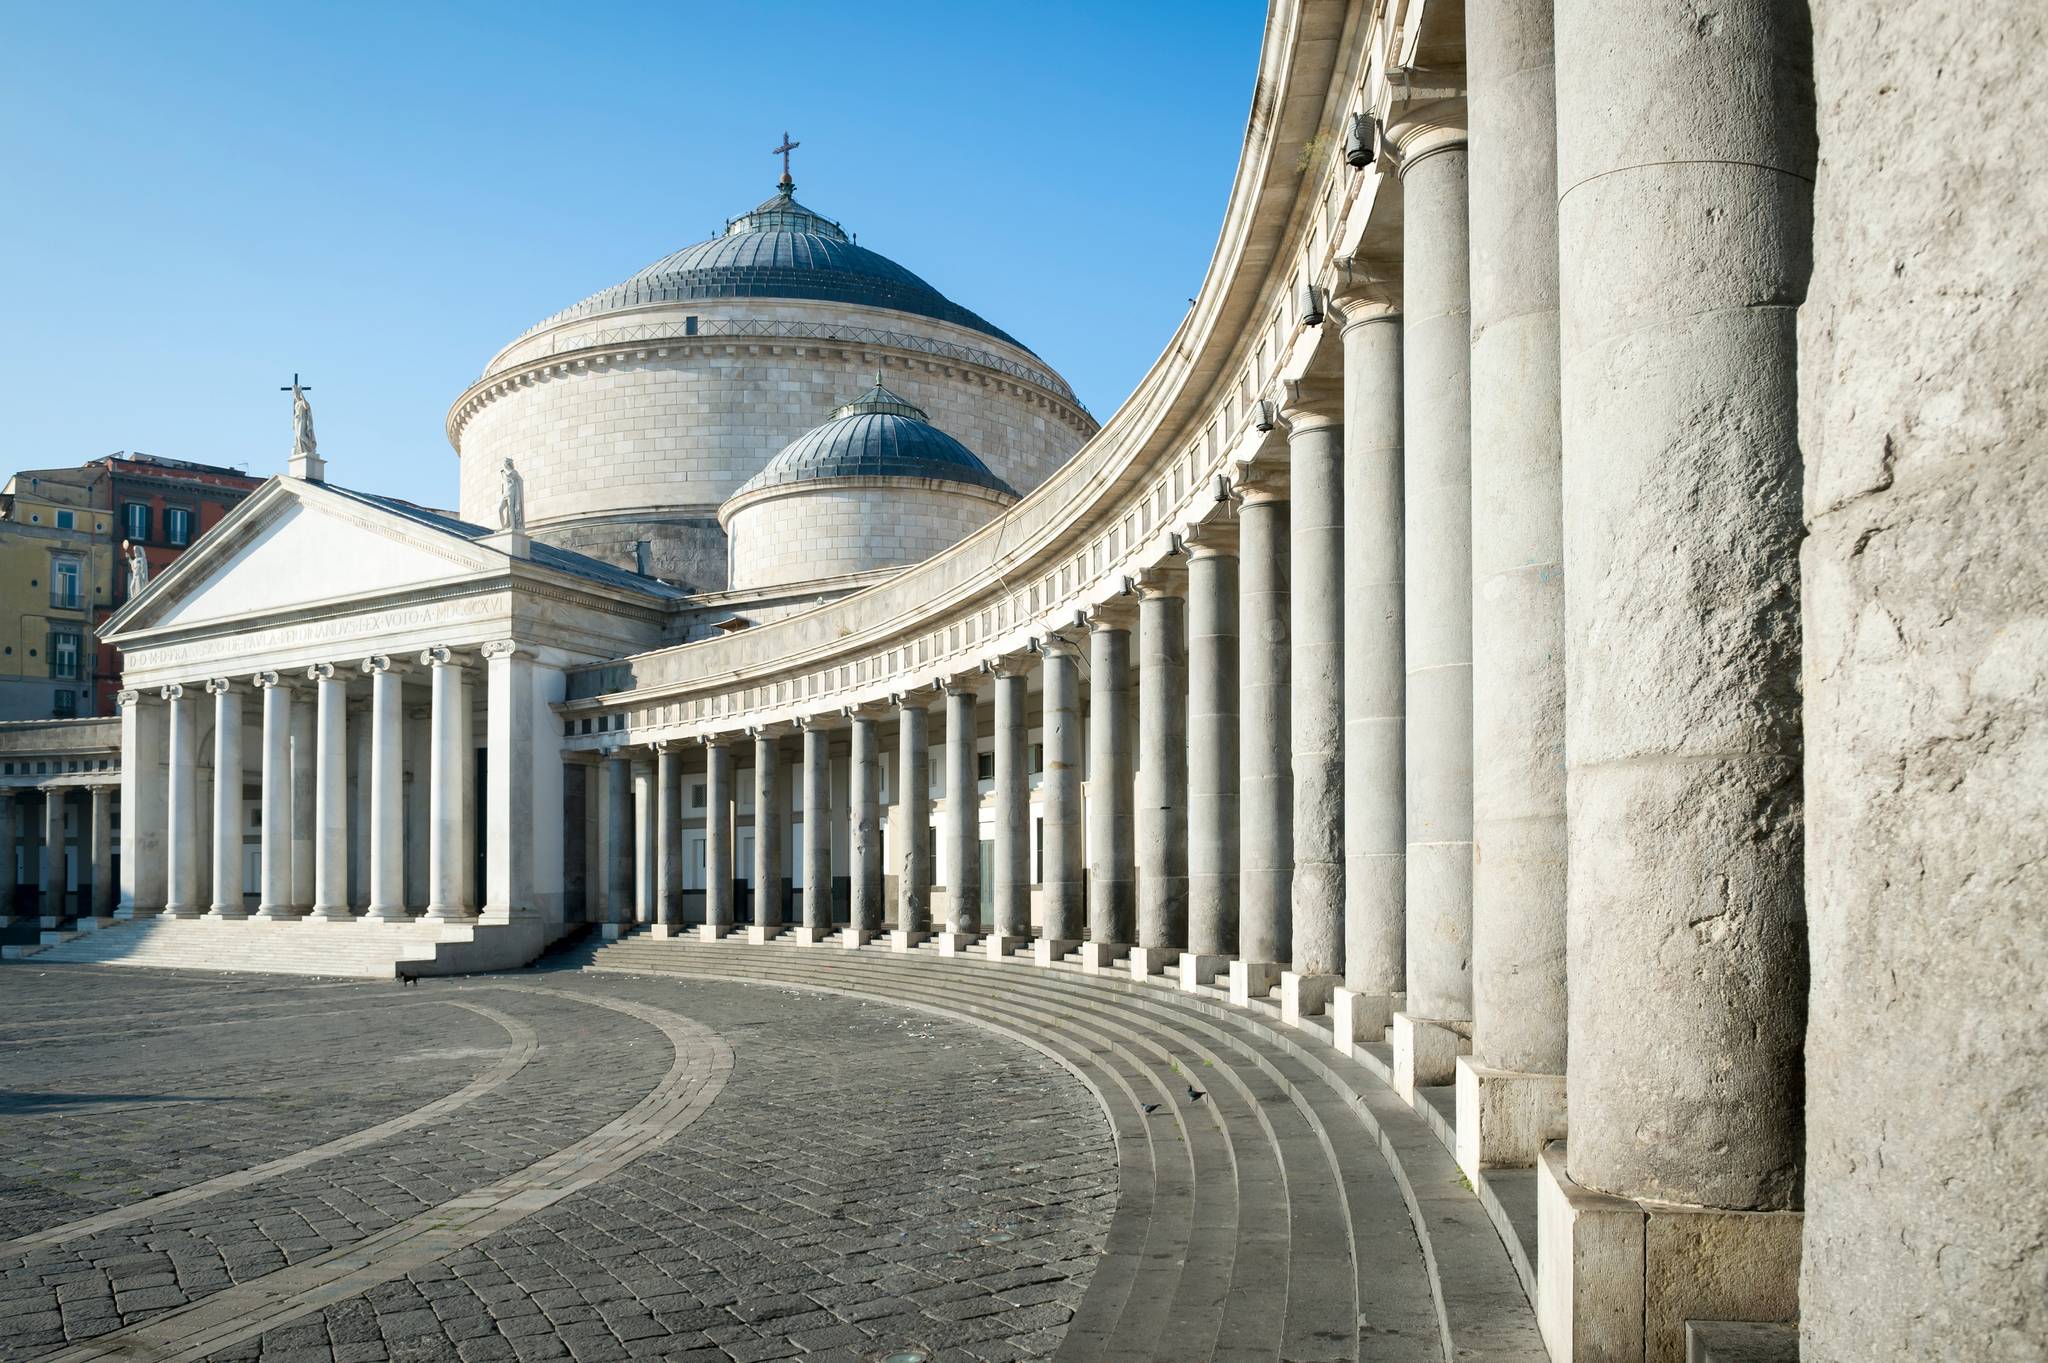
left=420, top=648, right=474, bottom=921
left=702, top=737, right=734, bottom=939
left=1333, top=285, right=1405, bottom=1052
left=1232, top=465, right=1290, bottom=1005
left=1034, top=638, right=1083, bottom=965
left=288, top=689, right=316, bottom=911
left=1282, top=384, right=1345, bottom=1023
left=0, top=792, right=18, bottom=922
left=892, top=699, right=931, bottom=950
left=748, top=731, right=784, bottom=941
left=41, top=788, right=66, bottom=922
left=987, top=665, right=1031, bottom=958
left=1389, top=113, right=1476, bottom=1099
left=349, top=702, right=371, bottom=910
left=117, top=689, right=167, bottom=917
left=163, top=683, right=202, bottom=918
left=403, top=706, right=430, bottom=910
left=632, top=756, right=655, bottom=926
left=1460, top=0, right=1569, bottom=1176
left=846, top=713, right=881, bottom=946
left=306, top=663, right=351, bottom=921
left=205, top=677, right=245, bottom=918
left=600, top=751, right=633, bottom=929
left=480, top=641, right=535, bottom=923
left=1181, top=518, right=1238, bottom=990
left=1080, top=609, right=1135, bottom=972
left=799, top=721, right=831, bottom=944
left=1539, top=7, right=1812, bottom=1358
left=937, top=685, right=982, bottom=952
left=254, top=674, right=297, bottom=919
left=655, top=742, right=682, bottom=935
left=89, top=784, right=113, bottom=920
left=1132, top=573, right=1188, bottom=980
left=362, top=658, right=408, bottom=922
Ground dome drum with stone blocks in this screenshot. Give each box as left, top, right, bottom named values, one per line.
left=720, top=381, right=1018, bottom=592
left=447, top=180, right=1093, bottom=592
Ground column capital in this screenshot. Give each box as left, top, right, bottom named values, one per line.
left=1033, top=632, right=1083, bottom=661
left=795, top=712, right=837, bottom=731
left=1387, top=96, right=1468, bottom=176
left=479, top=639, right=528, bottom=662
left=840, top=700, right=890, bottom=723
left=941, top=675, right=983, bottom=699
left=1183, top=509, right=1240, bottom=559
left=251, top=670, right=291, bottom=691
left=1085, top=587, right=1140, bottom=632
left=360, top=654, right=406, bottom=676
left=115, top=688, right=145, bottom=709
left=1135, top=558, right=1189, bottom=598
left=305, top=662, right=339, bottom=683
left=203, top=677, right=237, bottom=696
left=1330, top=256, right=1402, bottom=321
left=1234, top=459, right=1291, bottom=506
left=980, top=652, right=1034, bottom=680
left=747, top=722, right=795, bottom=742
left=1279, top=376, right=1344, bottom=429
left=418, top=644, right=468, bottom=669
left=159, top=683, right=186, bottom=702
left=701, top=732, right=735, bottom=752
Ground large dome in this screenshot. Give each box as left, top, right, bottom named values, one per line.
left=730, top=382, right=1015, bottom=502
left=521, top=184, right=1031, bottom=357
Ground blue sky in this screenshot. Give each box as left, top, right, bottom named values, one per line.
left=0, top=3, right=1265, bottom=509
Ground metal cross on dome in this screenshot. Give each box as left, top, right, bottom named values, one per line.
left=772, top=131, right=800, bottom=185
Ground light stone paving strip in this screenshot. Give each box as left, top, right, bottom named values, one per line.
left=34, top=990, right=734, bottom=1363
left=0, top=1003, right=538, bottom=1258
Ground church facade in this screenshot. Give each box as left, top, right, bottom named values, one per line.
left=9, top=1, right=2040, bottom=1361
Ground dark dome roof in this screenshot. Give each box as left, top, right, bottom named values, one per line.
left=729, top=382, right=1017, bottom=503
left=527, top=183, right=1028, bottom=351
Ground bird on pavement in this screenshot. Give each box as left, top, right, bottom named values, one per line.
left=1142, top=1103, right=1161, bottom=1114
left=1186, top=1085, right=1205, bottom=1103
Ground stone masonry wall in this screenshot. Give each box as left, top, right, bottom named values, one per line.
left=728, top=482, right=1007, bottom=592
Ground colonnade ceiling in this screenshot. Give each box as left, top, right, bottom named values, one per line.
left=562, top=0, right=1447, bottom=747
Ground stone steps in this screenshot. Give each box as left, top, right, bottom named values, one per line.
left=12, top=915, right=545, bottom=979
left=564, top=934, right=1545, bottom=1363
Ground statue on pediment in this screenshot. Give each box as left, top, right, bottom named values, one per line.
left=498, top=458, right=525, bottom=532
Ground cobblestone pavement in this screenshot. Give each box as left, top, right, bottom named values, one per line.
left=0, top=966, right=1116, bottom=1363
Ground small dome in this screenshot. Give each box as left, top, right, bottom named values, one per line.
left=728, top=382, right=1018, bottom=504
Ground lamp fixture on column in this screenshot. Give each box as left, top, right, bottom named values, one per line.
left=1345, top=111, right=1378, bottom=167
left=1298, top=280, right=1325, bottom=326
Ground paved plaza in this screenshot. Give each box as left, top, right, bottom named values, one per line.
left=0, top=966, right=1116, bottom=1363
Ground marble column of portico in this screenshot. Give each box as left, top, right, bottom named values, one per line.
left=348, top=699, right=371, bottom=910
left=1329, top=281, right=1408, bottom=1051
left=1081, top=604, right=1135, bottom=973
left=798, top=720, right=831, bottom=944
left=420, top=648, right=474, bottom=921
left=117, top=688, right=167, bottom=917
left=403, top=707, right=430, bottom=910
left=289, top=688, right=316, bottom=912
left=306, top=663, right=352, bottom=921
left=600, top=750, right=633, bottom=929
left=362, top=658, right=408, bottom=922
left=254, top=674, right=298, bottom=919
left=937, top=684, right=981, bottom=953
left=1033, top=636, right=1084, bottom=967
left=701, top=736, right=735, bottom=940
left=748, top=730, right=785, bottom=942
left=845, top=712, right=881, bottom=947
left=632, top=754, right=655, bottom=926
left=1281, top=381, right=1346, bottom=1025
left=655, top=742, right=683, bottom=935
left=162, top=684, right=202, bottom=918
left=89, top=783, right=113, bottom=921
left=1232, top=462, right=1291, bottom=1006
left=41, top=787, right=66, bottom=922
left=1132, top=568, right=1188, bottom=980
left=1390, top=112, right=1477, bottom=1099
left=1460, top=0, right=1570, bottom=1179
left=480, top=641, right=535, bottom=923
left=1181, top=517, right=1239, bottom=991
left=0, top=792, right=18, bottom=922
left=892, top=699, right=931, bottom=950
left=205, top=678, right=246, bottom=919
left=986, top=664, right=1031, bottom=959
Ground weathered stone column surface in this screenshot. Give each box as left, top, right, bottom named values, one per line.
left=42, top=788, right=65, bottom=917
left=365, top=661, right=407, bottom=920
left=289, top=689, right=315, bottom=910
left=1556, top=0, right=1811, bottom=1210
left=422, top=650, right=471, bottom=920
left=308, top=665, right=351, bottom=920
left=163, top=684, right=200, bottom=917
left=206, top=679, right=244, bottom=917
left=896, top=702, right=930, bottom=934
left=704, top=739, right=735, bottom=931
left=254, top=678, right=293, bottom=917
left=632, top=759, right=655, bottom=925
left=482, top=642, right=535, bottom=921
left=1338, top=299, right=1404, bottom=1012
left=753, top=733, right=784, bottom=929
left=990, top=670, right=1030, bottom=943
left=1798, top=3, right=2044, bottom=1356
left=1135, top=582, right=1187, bottom=950
left=1185, top=524, right=1239, bottom=958
left=848, top=715, right=881, bottom=937
left=1038, top=640, right=1084, bottom=945
left=1237, top=474, right=1291, bottom=968
left=1467, top=0, right=1566, bottom=1076
left=656, top=743, right=682, bottom=928
left=603, top=753, right=632, bottom=924
left=802, top=724, right=830, bottom=934
left=1285, top=400, right=1344, bottom=978
left=1397, top=121, right=1474, bottom=1025
left=118, top=690, right=167, bottom=916
left=943, top=687, right=981, bottom=933
left=1086, top=617, right=1134, bottom=948
left=89, top=784, right=112, bottom=917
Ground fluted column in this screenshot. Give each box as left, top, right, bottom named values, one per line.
left=749, top=731, right=785, bottom=941
left=1232, top=464, right=1290, bottom=1005
left=163, top=683, right=202, bottom=918
left=893, top=699, right=931, bottom=949
left=1083, top=608, right=1134, bottom=972
left=988, top=665, right=1031, bottom=958
left=420, top=648, right=473, bottom=921
left=254, top=674, right=297, bottom=918
left=89, top=784, right=113, bottom=920
left=601, top=751, right=633, bottom=927
left=1132, top=571, right=1187, bottom=979
left=1034, top=638, right=1083, bottom=965
left=41, top=788, right=66, bottom=921
left=702, top=737, right=734, bottom=939
left=306, top=663, right=351, bottom=921
left=362, top=658, right=408, bottom=922
left=939, top=685, right=981, bottom=949
left=1334, top=285, right=1405, bottom=1050
left=799, top=721, right=831, bottom=943
left=846, top=713, right=881, bottom=946
left=289, top=688, right=315, bottom=911
left=656, top=742, right=682, bottom=933
left=117, top=688, right=167, bottom=917
left=1182, top=518, right=1238, bottom=991
left=480, top=640, right=535, bottom=922
left=206, top=677, right=245, bottom=919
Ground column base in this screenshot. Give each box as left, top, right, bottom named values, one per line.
left=362, top=904, right=411, bottom=924
left=254, top=903, right=305, bottom=922
left=1536, top=1145, right=1801, bottom=1363
left=984, top=932, right=1031, bottom=960
left=745, top=923, right=781, bottom=945
left=1330, top=988, right=1400, bottom=1056
left=1455, top=1057, right=1567, bottom=1180
left=1178, top=953, right=1229, bottom=992
left=307, top=905, right=357, bottom=922
left=649, top=923, right=687, bottom=939
left=1391, top=1013, right=1471, bottom=1103
left=1280, top=971, right=1340, bottom=1027
left=164, top=905, right=206, bottom=921
left=600, top=922, right=627, bottom=941
left=76, top=916, right=118, bottom=932
left=935, top=929, right=980, bottom=956
left=1228, top=960, right=1283, bottom=1006
left=205, top=905, right=250, bottom=922
left=1032, top=938, right=1078, bottom=968
left=1127, top=945, right=1181, bottom=980
left=889, top=929, right=930, bottom=953
left=840, top=926, right=877, bottom=950
left=698, top=922, right=731, bottom=942
left=783, top=926, right=823, bottom=946
left=1080, top=941, right=1130, bottom=974
left=422, top=904, right=476, bottom=924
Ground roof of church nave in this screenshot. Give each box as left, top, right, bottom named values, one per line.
left=726, top=380, right=1017, bottom=505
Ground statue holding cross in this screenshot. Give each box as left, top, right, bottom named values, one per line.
left=281, top=373, right=317, bottom=458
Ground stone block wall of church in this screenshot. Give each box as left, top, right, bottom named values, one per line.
left=726, top=483, right=1007, bottom=592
